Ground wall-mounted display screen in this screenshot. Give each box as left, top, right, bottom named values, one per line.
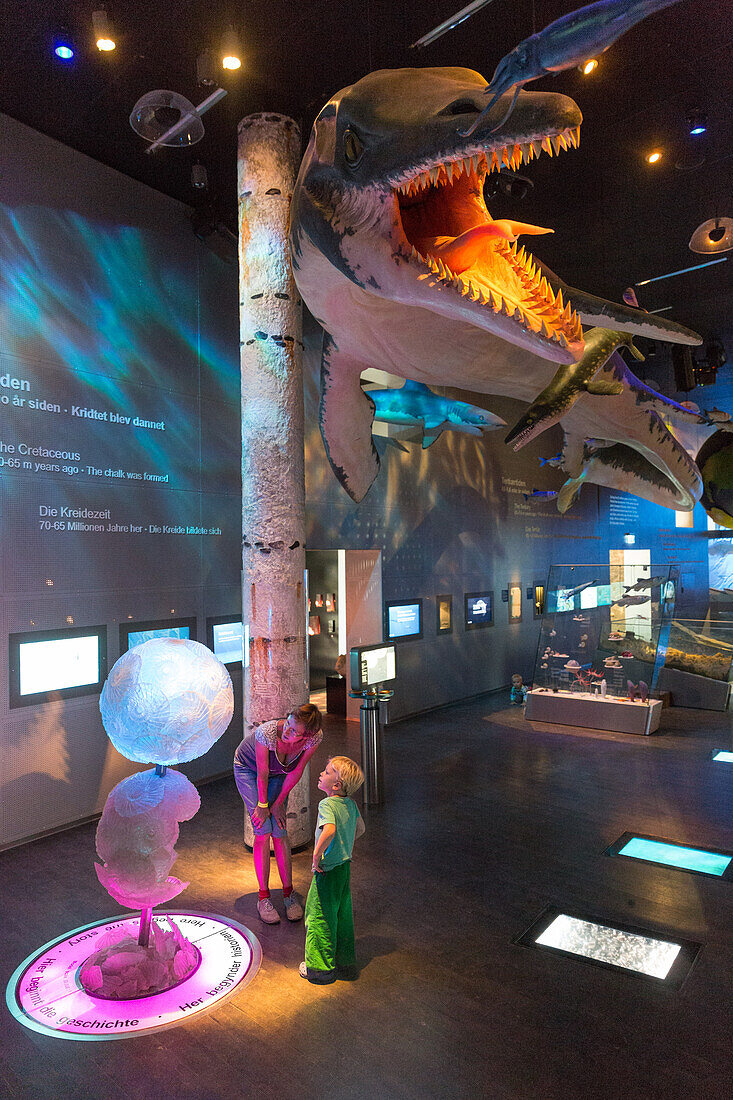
left=465, top=591, right=493, bottom=630
left=9, top=625, right=107, bottom=708
left=120, top=617, right=197, bottom=653
left=437, top=595, right=453, bottom=634
left=206, top=617, right=244, bottom=667
left=385, top=599, right=423, bottom=641
left=350, top=643, right=397, bottom=690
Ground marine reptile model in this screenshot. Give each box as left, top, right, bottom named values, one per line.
left=367, top=379, right=506, bottom=449
left=290, top=62, right=712, bottom=509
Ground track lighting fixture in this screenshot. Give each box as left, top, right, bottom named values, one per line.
left=92, top=8, right=115, bottom=52
left=221, top=26, right=242, bottom=70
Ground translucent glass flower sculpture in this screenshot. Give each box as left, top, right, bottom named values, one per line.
left=95, top=768, right=201, bottom=909
left=100, top=638, right=234, bottom=764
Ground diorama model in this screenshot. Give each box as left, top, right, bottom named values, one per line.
left=290, top=0, right=729, bottom=514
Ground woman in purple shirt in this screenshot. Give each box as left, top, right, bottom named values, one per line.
left=234, top=703, right=323, bottom=924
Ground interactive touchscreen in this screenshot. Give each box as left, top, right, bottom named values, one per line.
left=465, top=591, right=493, bottom=629
left=350, top=643, right=397, bottom=690
left=385, top=600, right=422, bottom=641
left=9, top=625, right=107, bottom=707
left=120, top=617, right=197, bottom=652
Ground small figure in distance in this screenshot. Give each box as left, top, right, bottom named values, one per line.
left=510, top=673, right=528, bottom=706
left=300, top=756, right=365, bottom=984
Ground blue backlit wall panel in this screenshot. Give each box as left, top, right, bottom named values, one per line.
left=0, top=113, right=241, bottom=847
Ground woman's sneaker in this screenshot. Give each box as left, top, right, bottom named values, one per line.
left=257, top=897, right=280, bottom=924
left=283, top=893, right=303, bottom=921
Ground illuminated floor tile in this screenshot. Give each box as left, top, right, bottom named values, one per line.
left=607, top=832, right=733, bottom=880
left=713, top=750, right=733, bottom=763
left=516, top=906, right=701, bottom=988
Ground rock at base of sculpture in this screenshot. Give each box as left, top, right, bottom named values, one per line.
left=79, top=917, right=199, bottom=1000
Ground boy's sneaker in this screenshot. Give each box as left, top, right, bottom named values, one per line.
left=283, top=893, right=303, bottom=921
left=299, top=961, right=336, bottom=984
left=257, top=898, right=280, bottom=924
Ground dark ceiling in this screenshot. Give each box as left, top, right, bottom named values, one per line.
left=3, top=1, right=732, bottom=346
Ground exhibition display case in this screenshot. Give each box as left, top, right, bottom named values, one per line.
left=525, top=563, right=677, bottom=734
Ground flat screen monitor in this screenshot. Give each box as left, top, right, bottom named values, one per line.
left=385, top=599, right=423, bottom=641
left=120, top=617, right=197, bottom=653
left=350, top=643, right=397, bottom=690
left=206, top=617, right=244, bottom=667
left=465, top=591, right=493, bottom=630
left=9, top=625, right=107, bottom=708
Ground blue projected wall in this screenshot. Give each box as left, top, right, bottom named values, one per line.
left=0, top=112, right=241, bottom=848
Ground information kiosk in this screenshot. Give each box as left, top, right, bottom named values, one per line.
left=349, top=643, right=396, bottom=805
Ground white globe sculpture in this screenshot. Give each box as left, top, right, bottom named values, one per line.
left=100, top=637, right=234, bottom=764
left=83, top=637, right=235, bottom=999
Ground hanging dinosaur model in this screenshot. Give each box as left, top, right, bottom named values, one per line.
left=289, top=58, right=716, bottom=510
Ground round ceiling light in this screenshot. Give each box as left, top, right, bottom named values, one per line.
left=689, top=217, right=733, bottom=255
left=129, top=90, right=204, bottom=147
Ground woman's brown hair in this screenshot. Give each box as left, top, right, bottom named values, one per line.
left=290, top=703, right=322, bottom=734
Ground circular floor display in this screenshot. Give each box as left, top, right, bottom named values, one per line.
left=6, top=911, right=261, bottom=1040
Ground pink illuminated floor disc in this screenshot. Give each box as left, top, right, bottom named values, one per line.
left=6, top=911, right=261, bottom=1040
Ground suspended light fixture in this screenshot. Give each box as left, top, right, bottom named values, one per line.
left=689, top=217, right=733, bottom=255
left=92, top=8, right=116, bottom=52
left=580, top=59, right=598, bottom=75
left=646, top=150, right=662, bottom=164
left=221, top=26, right=242, bottom=70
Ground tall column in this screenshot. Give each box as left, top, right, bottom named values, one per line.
left=238, top=113, right=310, bottom=848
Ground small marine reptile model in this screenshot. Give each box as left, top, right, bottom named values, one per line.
left=366, top=378, right=505, bottom=449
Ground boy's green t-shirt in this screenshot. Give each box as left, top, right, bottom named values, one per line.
left=316, top=795, right=362, bottom=871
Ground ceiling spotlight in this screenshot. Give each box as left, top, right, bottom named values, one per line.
left=54, top=31, right=75, bottom=60
left=580, top=59, right=598, bottom=75
left=92, top=8, right=116, bottom=52
left=687, top=110, right=707, bottom=136
left=197, top=49, right=218, bottom=88
left=689, top=216, right=733, bottom=255
left=221, top=26, right=242, bottom=70
left=191, top=162, right=208, bottom=190
left=646, top=150, right=662, bottom=165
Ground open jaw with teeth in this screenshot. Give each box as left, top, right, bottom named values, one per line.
left=394, top=127, right=583, bottom=352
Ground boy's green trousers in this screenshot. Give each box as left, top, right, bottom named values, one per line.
left=304, top=860, right=355, bottom=980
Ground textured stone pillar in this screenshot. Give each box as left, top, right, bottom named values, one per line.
left=238, top=113, right=310, bottom=849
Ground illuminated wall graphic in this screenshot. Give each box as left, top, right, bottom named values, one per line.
left=0, top=114, right=241, bottom=849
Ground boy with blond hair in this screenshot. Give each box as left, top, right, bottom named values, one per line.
left=299, top=755, right=365, bottom=983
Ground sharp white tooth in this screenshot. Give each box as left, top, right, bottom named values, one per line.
left=575, top=126, right=581, bottom=146
left=501, top=146, right=510, bottom=167
left=541, top=321, right=553, bottom=339
left=429, top=166, right=439, bottom=185
left=558, top=332, right=570, bottom=348
left=470, top=154, right=480, bottom=174
left=531, top=140, right=542, bottom=157
left=558, top=134, right=568, bottom=152
left=567, top=129, right=577, bottom=149
left=542, top=136, right=553, bottom=156
left=551, top=135, right=561, bottom=154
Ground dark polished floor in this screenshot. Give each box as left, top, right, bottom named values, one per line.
left=1, top=696, right=732, bottom=1100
